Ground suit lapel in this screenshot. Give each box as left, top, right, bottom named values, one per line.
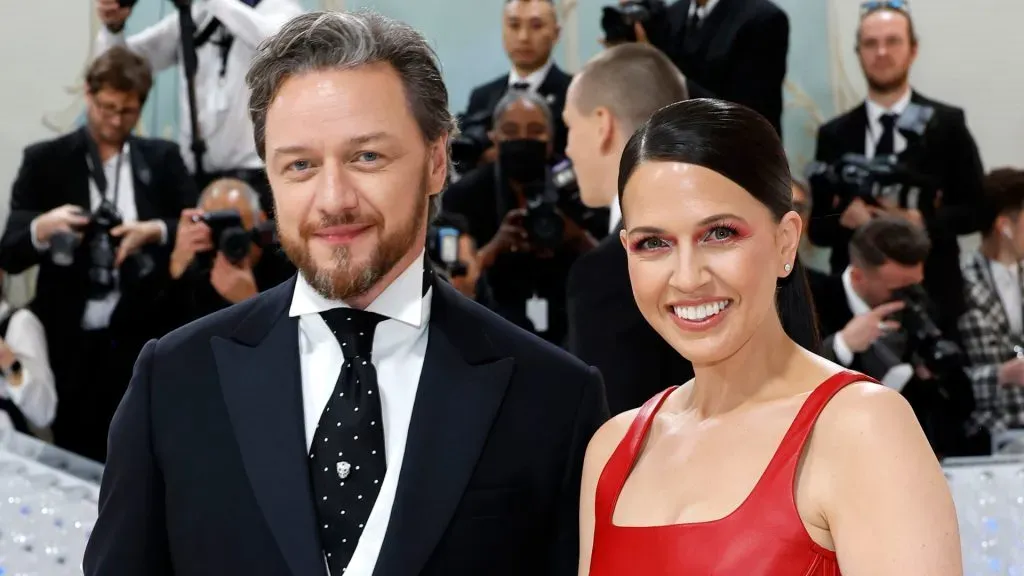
left=127, top=139, right=158, bottom=220
left=69, top=130, right=93, bottom=211
left=373, top=282, right=515, bottom=576
left=967, top=253, right=1014, bottom=336
left=212, top=278, right=325, bottom=576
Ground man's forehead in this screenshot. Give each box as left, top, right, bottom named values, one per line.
left=505, top=0, right=556, bottom=20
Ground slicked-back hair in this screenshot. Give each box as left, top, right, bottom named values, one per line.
left=246, top=11, right=458, bottom=221
left=572, top=43, right=689, bottom=133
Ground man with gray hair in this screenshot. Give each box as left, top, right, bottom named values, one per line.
left=564, top=43, right=695, bottom=414
left=85, top=10, right=607, bottom=576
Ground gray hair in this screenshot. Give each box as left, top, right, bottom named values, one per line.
left=246, top=10, right=458, bottom=222
left=492, top=89, right=554, bottom=136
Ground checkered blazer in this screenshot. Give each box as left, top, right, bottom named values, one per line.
left=958, top=251, right=1024, bottom=432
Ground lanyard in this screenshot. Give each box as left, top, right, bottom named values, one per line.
left=83, top=129, right=125, bottom=209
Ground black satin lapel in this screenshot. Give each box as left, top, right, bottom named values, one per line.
left=213, top=314, right=324, bottom=576
left=373, top=321, right=514, bottom=576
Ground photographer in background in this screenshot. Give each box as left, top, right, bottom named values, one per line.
left=442, top=89, right=602, bottom=345
left=156, top=178, right=293, bottom=332
left=813, top=216, right=980, bottom=456
left=0, top=47, right=196, bottom=462
left=94, top=0, right=303, bottom=215
left=458, top=0, right=571, bottom=172
left=607, top=0, right=788, bottom=135
left=958, top=169, right=1024, bottom=440
left=563, top=43, right=694, bottom=413
left=809, top=2, right=983, bottom=328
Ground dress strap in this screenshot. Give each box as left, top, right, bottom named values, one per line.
left=594, top=387, right=678, bottom=524
left=760, top=370, right=879, bottom=490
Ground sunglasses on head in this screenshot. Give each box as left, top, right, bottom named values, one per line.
left=860, top=0, right=910, bottom=16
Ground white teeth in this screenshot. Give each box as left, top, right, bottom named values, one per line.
left=673, top=300, right=730, bottom=321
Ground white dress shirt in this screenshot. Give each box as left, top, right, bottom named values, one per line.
left=688, top=0, right=721, bottom=24
left=508, top=59, right=554, bottom=94
left=608, top=197, right=622, bottom=234
left=864, top=88, right=912, bottom=159
left=289, top=251, right=431, bottom=576
left=832, top=266, right=873, bottom=366
left=28, top=143, right=166, bottom=330
left=95, top=0, right=304, bottom=173
left=989, top=260, right=1024, bottom=335
left=0, top=302, right=58, bottom=429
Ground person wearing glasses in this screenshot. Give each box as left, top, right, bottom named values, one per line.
left=0, top=46, right=197, bottom=462
left=808, top=0, right=984, bottom=340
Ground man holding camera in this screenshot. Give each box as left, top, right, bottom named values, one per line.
left=0, top=47, right=196, bottom=462
left=809, top=1, right=984, bottom=329
left=562, top=43, right=694, bottom=413
left=813, top=216, right=980, bottom=456
left=612, top=0, right=789, bottom=135
left=442, top=89, right=602, bottom=346
left=958, top=169, right=1024, bottom=443
left=156, top=178, right=293, bottom=332
left=94, top=0, right=303, bottom=215
left=459, top=0, right=572, bottom=171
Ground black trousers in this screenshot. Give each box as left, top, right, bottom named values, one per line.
left=51, top=328, right=137, bottom=463
left=195, top=168, right=274, bottom=219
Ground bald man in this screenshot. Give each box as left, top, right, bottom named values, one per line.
left=157, top=178, right=293, bottom=331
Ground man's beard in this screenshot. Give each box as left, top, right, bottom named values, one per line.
left=280, top=173, right=429, bottom=302
left=865, top=67, right=910, bottom=94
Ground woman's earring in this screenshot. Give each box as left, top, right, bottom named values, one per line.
left=784, top=263, right=792, bottom=273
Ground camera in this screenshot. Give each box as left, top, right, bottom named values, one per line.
left=806, top=153, right=938, bottom=215
left=50, top=202, right=154, bottom=299
left=427, top=212, right=469, bottom=279
left=601, top=0, right=667, bottom=44
left=891, top=284, right=962, bottom=374
left=192, top=209, right=277, bottom=266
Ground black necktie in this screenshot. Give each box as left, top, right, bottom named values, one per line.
left=511, top=81, right=530, bottom=91
left=689, top=9, right=702, bottom=31
left=876, top=113, right=898, bottom=157
left=309, top=308, right=389, bottom=574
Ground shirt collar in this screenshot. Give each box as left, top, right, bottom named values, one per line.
left=509, top=59, right=554, bottom=91
left=842, top=266, right=873, bottom=316
left=288, top=250, right=429, bottom=329
left=608, top=198, right=622, bottom=234
left=688, top=0, right=721, bottom=19
left=865, top=89, right=912, bottom=125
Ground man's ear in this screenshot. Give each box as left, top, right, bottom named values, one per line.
left=429, top=137, right=449, bottom=193
left=595, top=107, right=616, bottom=155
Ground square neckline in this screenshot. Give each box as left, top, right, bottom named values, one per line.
left=607, top=371, right=860, bottom=531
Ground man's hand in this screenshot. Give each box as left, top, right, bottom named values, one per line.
left=838, top=198, right=882, bottom=230
left=170, top=209, right=213, bottom=279
left=210, top=253, right=258, bottom=304
left=96, top=0, right=132, bottom=32
left=34, top=204, right=90, bottom=246
left=0, top=338, right=16, bottom=373
left=999, top=358, right=1024, bottom=386
left=111, top=220, right=164, bottom=267
left=839, top=300, right=906, bottom=353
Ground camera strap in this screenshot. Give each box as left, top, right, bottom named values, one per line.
left=83, top=128, right=125, bottom=210
left=193, top=0, right=264, bottom=78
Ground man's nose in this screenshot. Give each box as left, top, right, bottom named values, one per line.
left=314, top=162, right=360, bottom=213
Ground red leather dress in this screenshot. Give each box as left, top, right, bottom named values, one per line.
left=589, top=371, right=870, bottom=576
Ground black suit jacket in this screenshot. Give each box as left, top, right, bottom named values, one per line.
left=462, top=64, right=573, bottom=161
left=567, top=228, right=694, bottom=414
left=650, top=0, right=789, bottom=135
left=809, top=91, right=984, bottom=326
left=0, top=129, right=197, bottom=349
left=83, top=275, right=609, bottom=576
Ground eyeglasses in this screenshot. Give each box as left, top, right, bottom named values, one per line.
left=92, top=98, right=141, bottom=119
left=860, top=0, right=910, bottom=16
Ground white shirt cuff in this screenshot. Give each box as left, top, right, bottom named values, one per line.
left=156, top=220, right=169, bottom=246
left=28, top=217, right=49, bottom=251
left=833, top=332, right=855, bottom=367
left=5, top=367, right=30, bottom=405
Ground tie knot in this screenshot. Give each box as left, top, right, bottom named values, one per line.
left=880, top=113, right=898, bottom=128
left=511, top=81, right=530, bottom=91
left=320, top=308, right=387, bottom=361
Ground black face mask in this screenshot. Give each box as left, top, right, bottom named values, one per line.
left=498, top=139, right=548, bottom=183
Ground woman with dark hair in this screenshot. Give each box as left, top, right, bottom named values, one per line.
left=579, top=99, right=960, bottom=575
